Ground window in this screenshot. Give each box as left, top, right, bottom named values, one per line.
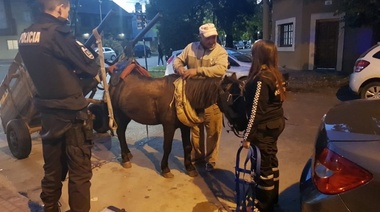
left=275, top=17, right=296, bottom=51
left=7, top=40, right=18, bottom=50
left=0, top=1, right=16, bottom=35
left=279, top=23, right=293, bottom=47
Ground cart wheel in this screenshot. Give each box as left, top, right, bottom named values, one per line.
left=6, top=119, right=32, bottom=159
left=88, top=103, right=109, bottom=133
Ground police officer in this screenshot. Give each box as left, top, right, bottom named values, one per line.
left=18, top=0, right=99, bottom=211
left=242, top=40, right=286, bottom=212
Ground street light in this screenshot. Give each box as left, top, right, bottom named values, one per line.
left=118, top=33, right=125, bottom=39
left=99, top=0, right=103, bottom=21
left=83, top=33, right=90, bottom=39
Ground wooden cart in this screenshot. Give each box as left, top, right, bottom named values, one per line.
left=0, top=53, right=40, bottom=159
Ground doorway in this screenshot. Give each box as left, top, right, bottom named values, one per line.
left=314, top=20, right=339, bottom=69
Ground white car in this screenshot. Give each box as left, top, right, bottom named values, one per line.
left=164, top=48, right=252, bottom=80
left=94, top=47, right=117, bottom=62
left=349, top=44, right=380, bottom=99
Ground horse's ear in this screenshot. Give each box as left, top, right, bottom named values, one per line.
left=231, top=72, right=237, bottom=80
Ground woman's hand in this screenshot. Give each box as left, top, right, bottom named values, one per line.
left=242, top=140, right=251, bottom=149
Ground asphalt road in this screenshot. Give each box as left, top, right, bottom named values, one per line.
left=0, top=56, right=343, bottom=211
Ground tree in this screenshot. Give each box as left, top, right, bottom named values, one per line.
left=336, top=0, right=380, bottom=44
left=146, top=0, right=207, bottom=56
left=146, top=0, right=259, bottom=54
left=209, top=0, right=257, bottom=48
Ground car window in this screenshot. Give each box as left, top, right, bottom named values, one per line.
left=373, top=51, right=380, bottom=59
left=105, top=48, right=111, bottom=52
left=226, top=50, right=252, bottom=63
left=228, top=57, right=240, bottom=66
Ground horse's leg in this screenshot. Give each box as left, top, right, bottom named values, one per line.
left=114, top=109, right=133, bottom=168
left=161, top=125, right=176, bottom=178
left=180, top=125, right=198, bottom=177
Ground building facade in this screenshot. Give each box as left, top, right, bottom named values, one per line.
left=272, top=0, right=376, bottom=73
left=0, top=0, right=157, bottom=60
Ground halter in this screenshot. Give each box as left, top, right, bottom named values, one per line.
left=219, top=76, right=248, bottom=138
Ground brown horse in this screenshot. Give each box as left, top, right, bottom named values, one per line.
left=98, top=60, right=223, bottom=178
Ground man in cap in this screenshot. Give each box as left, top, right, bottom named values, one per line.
left=173, top=23, right=228, bottom=171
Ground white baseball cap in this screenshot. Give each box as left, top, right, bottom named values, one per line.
left=199, top=23, right=218, bottom=37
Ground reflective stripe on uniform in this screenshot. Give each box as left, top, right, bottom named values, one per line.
left=257, top=184, right=275, bottom=191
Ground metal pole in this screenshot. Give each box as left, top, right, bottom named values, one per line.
left=124, top=12, right=162, bottom=58
left=143, top=38, right=149, bottom=138
left=84, top=10, right=115, bottom=48
left=99, top=0, right=103, bottom=21
left=143, top=39, right=148, bottom=69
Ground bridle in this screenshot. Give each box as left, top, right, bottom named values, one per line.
left=219, top=77, right=247, bottom=138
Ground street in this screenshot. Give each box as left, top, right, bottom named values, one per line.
left=0, top=56, right=342, bottom=211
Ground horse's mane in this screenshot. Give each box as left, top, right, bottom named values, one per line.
left=185, top=77, right=221, bottom=109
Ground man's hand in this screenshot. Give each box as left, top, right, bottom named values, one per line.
left=176, top=67, right=185, bottom=75
left=182, top=68, right=197, bottom=79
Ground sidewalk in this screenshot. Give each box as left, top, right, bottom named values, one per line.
left=0, top=126, right=236, bottom=212
left=0, top=174, right=33, bottom=212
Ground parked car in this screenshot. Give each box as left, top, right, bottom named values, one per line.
left=94, top=47, right=117, bottom=62
left=164, top=48, right=251, bottom=80
left=134, top=44, right=151, bottom=58
left=300, top=99, right=380, bottom=211
left=233, top=41, right=245, bottom=50
left=245, top=40, right=252, bottom=49
left=349, top=43, right=380, bottom=99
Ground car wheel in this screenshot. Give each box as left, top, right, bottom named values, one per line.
left=110, top=55, right=116, bottom=61
left=147, top=52, right=151, bottom=58
left=360, top=82, right=380, bottom=99
left=6, top=119, right=32, bottom=159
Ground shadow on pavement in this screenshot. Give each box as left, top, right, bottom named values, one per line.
left=276, top=183, right=301, bottom=212
left=336, top=85, right=359, bottom=101
left=197, top=167, right=235, bottom=207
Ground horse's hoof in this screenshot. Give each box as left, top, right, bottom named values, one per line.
left=188, top=170, right=198, bottom=177
left=122, top=161, right=132, bottom=168
left=127, top=152, right=133, bottom=160
left=162, top=172, right=174, bottom=178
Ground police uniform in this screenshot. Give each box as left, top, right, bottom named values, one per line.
left=244, top=70, right=285, bottom=212
left=18, top=13, right=99, bottom=212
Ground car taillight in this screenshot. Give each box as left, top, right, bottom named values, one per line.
left=353, top=60, right=370, bottom=72
left=166, top=55, right=174, bottom=65
left=313, top=148, right=372, bottom=194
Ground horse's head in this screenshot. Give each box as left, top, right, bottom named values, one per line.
left=218, top=73, right=248, bottom=136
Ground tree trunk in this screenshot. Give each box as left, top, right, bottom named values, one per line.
left=262, top=0, right=270, bottom=40
left=226, top=34, right=234, bottom=49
